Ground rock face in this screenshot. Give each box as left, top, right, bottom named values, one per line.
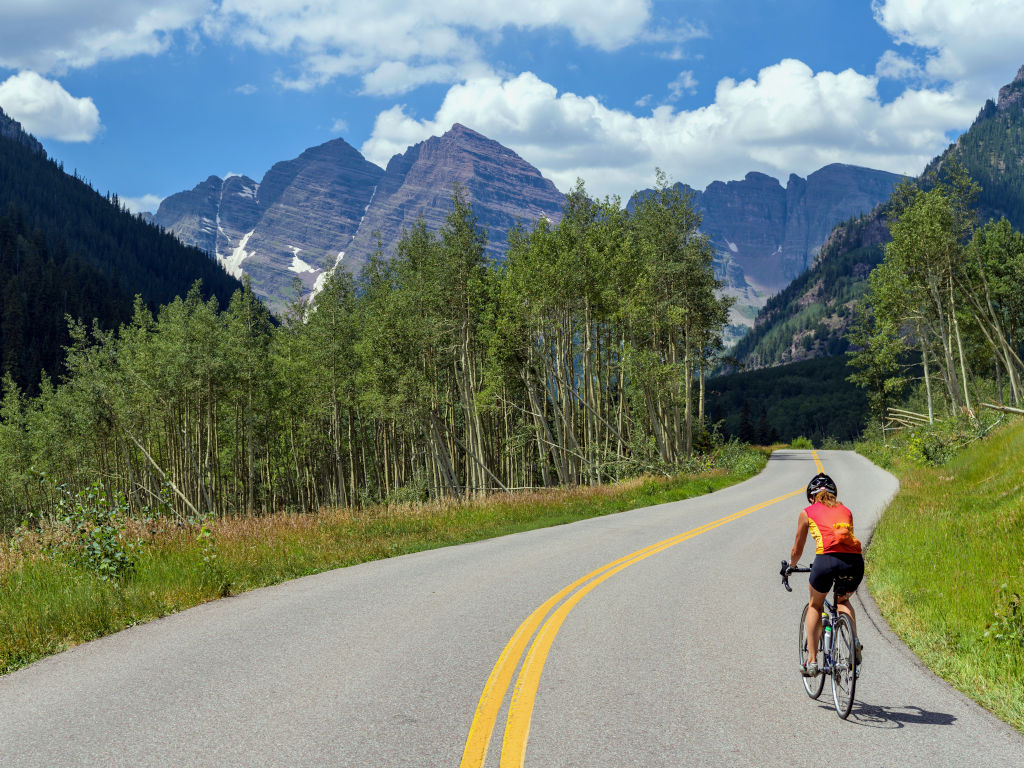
left=0, top=107, right=45, bottom=156
left=633, top=164, right=904, bottom=338
left=341, top=124, right=565, bottom=275
left=997, top=65, right=1024, bottom=112
left=153, top=126, right=563, bottom=310
left=153, top=138, right=383, bottom=309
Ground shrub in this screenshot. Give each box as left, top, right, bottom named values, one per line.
left=50, top=482, right=138, bottom=581
left=713, top=439, right=765, bottom=475
left=790, top=435, right=814, bottom=449
left=985, top=584, right=1024, bottom=646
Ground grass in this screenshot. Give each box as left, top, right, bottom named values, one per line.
left=859, top=417, right=1024, bottom=732
left=0, top=447, right=766, bottom=675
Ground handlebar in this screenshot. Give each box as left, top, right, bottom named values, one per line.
left=779, top=560, right=811, bottom=592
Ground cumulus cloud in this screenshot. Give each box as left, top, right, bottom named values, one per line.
left=0, top=1, right=211, bottom=74
left=875, top=50, right=923, bottom=81
left=235, top=83, right=258, bottom=94
left=207, top=0, right=653, bottom=94
left=363, top=61, right=979, bottom=199
left=872, top=0, right=1024, bottom=99
left=0, top=71, right=101, bottom=142
left=0, top=1, right=684, bottom=98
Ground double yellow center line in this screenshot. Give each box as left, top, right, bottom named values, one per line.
left=460, top=454, right=820, bottom=767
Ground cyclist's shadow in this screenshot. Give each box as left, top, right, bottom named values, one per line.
left=818, top=700, right=957, bottom=729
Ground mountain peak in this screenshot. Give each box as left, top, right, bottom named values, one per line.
left=444, top=122, right=486, bottom=140
left=997, top=64, right=1024, bottom=111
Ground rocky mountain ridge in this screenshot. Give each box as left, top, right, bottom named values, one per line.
left=341, top=124, right=565, bottom=278
left=152, top=126, right=564, bottom=310
left=732, top=62, right=1024, bottom=370
left=633, top=164, right=904, bottom=340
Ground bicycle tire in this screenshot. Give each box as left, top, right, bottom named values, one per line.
left=798, top=603, right=825, bottom=699
left=830, top=613, right=857, bottom=718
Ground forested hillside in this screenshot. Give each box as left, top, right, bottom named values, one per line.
left=735, top=63, right=1024, bottom=370
left=0, top=108, right=242, bottom=391
left=729, top=212, right=890, bottom=367
left=706, top=355, right=868, bottom=444
left=0, top=181, right=732, bottom=526
left=927, top=65, right=1024, bottom=229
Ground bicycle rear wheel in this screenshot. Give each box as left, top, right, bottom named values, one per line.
left=798, top=604, right=825, bottom=699
left=831, top=613, right=857, bottom=718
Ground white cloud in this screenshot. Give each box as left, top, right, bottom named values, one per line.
left=363, top=61, right=979, bottom=200
left=361, top=61, right=469, bottom=96
left=0, top=1, right=211, bottom=74
left=121, top=193, right=164, bottom=214
left=207, top=0, right=652, bottom=94
left=235, top=83, right=258, bottom=94
left=642, top=20, right=708, bottom=45
left=872, top=0, right=1024, bottom=100
left=330, top=118, right=347, bottom=133
left=0, top=1, right=672, bottom=98
left=0, top=71, right=100, bottom=142
left=875, top=50, right=923, bottom=81
left=668, top=70, right=697, bottom=100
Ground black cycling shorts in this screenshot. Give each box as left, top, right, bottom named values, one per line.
left=809, top=552, right=864, bottom=596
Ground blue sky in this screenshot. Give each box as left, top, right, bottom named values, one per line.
left=0, top=1, right=1021, bottom=213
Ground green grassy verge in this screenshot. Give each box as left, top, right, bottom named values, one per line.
left=859, top=419, right=1024, bottom=732
left=0, top=447, right=766, bottom=675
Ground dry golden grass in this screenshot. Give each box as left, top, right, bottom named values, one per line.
left=0, top=455, right=764, bottom=675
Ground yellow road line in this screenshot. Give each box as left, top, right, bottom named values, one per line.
left=498, top=488, right=803, bottom=767
left=460, top=484, right=804, bottom=768
left=812, top=449, right=824, bottom=473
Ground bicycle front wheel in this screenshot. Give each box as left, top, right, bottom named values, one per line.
left=798, top=603, right=825, bottom=699
left=831, top=613, right=857, bottom=718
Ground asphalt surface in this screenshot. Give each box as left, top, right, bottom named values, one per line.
left=1, top=450, right=1021, bottom=766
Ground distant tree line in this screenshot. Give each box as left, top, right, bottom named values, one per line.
left=0, top=178, right=732, bottom=527
left=706, top=355, right=868, bottom=444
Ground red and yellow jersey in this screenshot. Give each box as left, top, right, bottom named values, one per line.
left=805, top=502, right=861, bottom=555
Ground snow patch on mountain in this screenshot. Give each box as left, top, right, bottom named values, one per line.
left=288, top=247, right=317, bottom=274
left=221, top=230, right=255, bottom=279
left=310, top=252, right=347, bottom=298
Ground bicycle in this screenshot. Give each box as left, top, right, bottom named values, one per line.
left=779, top=560, right=858, bottom=719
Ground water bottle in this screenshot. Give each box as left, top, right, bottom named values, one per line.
left=823, top=616, right=832, bottom=649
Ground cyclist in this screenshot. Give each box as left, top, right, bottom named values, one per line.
left=789, top=473, right=864, bottom=677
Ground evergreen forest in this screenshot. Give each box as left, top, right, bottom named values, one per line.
left=706, top=355, right=868, bottom=444
left=0, top=179, right=733, bottom=529
left=0, top=129, right=243, bottom=393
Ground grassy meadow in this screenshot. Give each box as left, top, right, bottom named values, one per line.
left=861, top=417, right=1024, bottom=732
left=0, top=446, right=765, bottom=675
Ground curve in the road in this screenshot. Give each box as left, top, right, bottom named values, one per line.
left=461, top=473, right=812, bottom=767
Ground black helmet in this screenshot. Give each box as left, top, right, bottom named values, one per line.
left=806, top=473, right=837, bottom=503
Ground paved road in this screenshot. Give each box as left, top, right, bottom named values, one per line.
left=1, top=450, right=1021, bottom=766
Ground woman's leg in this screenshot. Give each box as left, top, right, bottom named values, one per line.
left=805, top=585, right=828, bottom=664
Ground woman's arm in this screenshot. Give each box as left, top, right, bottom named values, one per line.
left=790, top=510, right=809, bottom=567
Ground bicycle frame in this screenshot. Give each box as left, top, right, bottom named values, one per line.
left=815, top=596, right=839, bottom=675
left=780, top=560, right=859, bottom=718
